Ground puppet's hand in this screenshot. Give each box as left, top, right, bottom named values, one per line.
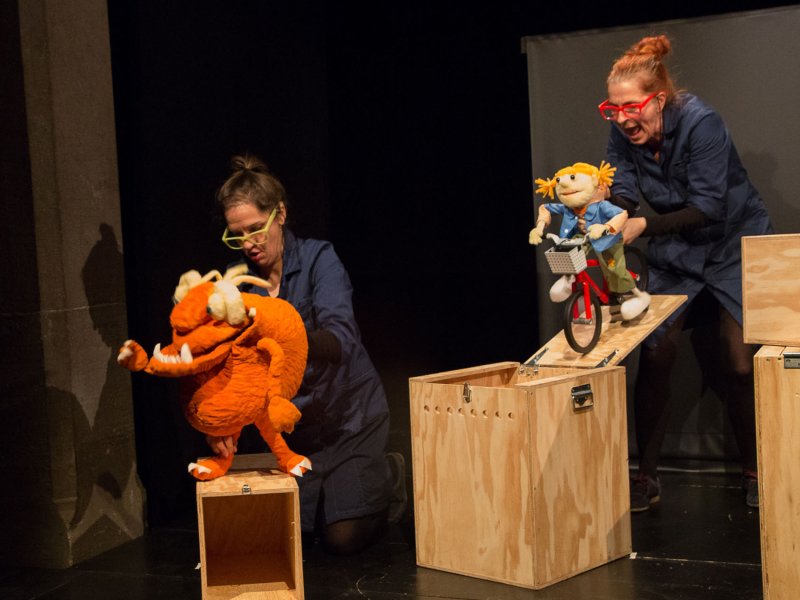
left=117, top=340, right=149, bottom=371
left=588, top=223, right=610, bottom=240
left=269, top=396, right=301, bottom=433
left=529, top=226, right=545, bottom=245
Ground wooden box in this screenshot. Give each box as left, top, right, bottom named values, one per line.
left=742, top=234, right=800, bottom=346
left=410, top=295, right=686, bottom=589
left=754, top=346, right=800, bottom=600
left=196, top=455, right=304, bottom=600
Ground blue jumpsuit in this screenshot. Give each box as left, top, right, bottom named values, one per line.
left=236, top=229, right=391, bottom=531
left=606, top=93, right=772, bottom=347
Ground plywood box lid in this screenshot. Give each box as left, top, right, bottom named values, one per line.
left=743, top=234, right=800, bottom=346
left=196, top=454, right=298, bottom=497
left=525, top=295, right=687, bottom=369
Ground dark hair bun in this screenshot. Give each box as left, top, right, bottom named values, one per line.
left=230, top=153, right=269, bottom=175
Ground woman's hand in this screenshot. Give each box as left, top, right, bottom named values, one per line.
left=206, top=434, right=236, bottom=458
left=622, top=217, right=647, bottom=244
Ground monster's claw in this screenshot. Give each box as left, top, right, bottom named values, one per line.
left=117, top=339, right=149, bottom=371
left=289, top=457, right=312, bottom=477
left=118, top=346, right=133, bottom=362
left=188, top=456, right=234, bottom=480
left=188, top=462, right=212, bottom=475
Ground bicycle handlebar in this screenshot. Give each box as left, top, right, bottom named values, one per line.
left=546, top=233, right=588, bottom=247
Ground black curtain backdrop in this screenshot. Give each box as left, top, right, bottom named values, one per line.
left=107, top=0, right=797, bottom=525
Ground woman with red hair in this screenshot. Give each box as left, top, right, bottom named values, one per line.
left=600, top=35, right=772, bottom=511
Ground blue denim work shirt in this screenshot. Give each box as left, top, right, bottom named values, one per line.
left=235, top=229, right=389, bottom=454
left=606, top=93, right=772, bottom=341
left=544, top=200, right=624, bottom=252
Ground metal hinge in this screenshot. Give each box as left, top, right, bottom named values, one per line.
left=520, top=347, right=549, bottom=376
left=242, top=484, right=252, bottom=495
left=784, top=352, right=800, bottom=369
left=595, top=349, right=619, bottom=368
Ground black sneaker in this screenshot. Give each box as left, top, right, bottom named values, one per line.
left=386, top=452, right=408, bottom=524
left=630, top=474, right=661, bottom=512
left=742, top=471, right=759, bottom=509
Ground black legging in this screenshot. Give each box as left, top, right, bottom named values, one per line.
left=634, top=293, right=758, bottom=478
left=307, top=489, right=388, bottom=556
left=319, top=510, right=388, bottom=556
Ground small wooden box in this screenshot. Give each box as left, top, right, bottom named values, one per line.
left=754, top=346, right=800, bottom=600
left=742, top=233, right=800, bottom=346
left=196, top=455, right=304, bottom=600
left=410, top=295, right=686, bottom=589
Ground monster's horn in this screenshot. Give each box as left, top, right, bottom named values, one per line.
left=228, top=275, right=273, bottom=291
left=222, top=263, right=249, bottom=280
left=208, top=280, right=247, bottom=325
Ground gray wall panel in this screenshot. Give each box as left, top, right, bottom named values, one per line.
left=524, top=6, right=800, bottom=464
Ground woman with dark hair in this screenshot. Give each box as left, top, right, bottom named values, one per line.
left=600, top=35, right=772, bottom=511
left=207, top=153, right=404, bottom=553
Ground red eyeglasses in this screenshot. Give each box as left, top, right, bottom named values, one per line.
left=598, top=92, right=660, bottom=121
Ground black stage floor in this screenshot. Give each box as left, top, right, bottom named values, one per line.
left=1, top=470, right=761, bottom=600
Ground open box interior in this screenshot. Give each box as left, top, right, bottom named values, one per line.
left=202, top=491, right=299, bottom=596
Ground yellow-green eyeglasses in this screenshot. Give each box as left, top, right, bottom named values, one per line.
left=221, top=208, right=278, bottom=250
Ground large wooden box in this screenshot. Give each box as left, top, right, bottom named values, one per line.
left=742, top=234, right=800, bottom=346
left=196, top=455, right=304, bottom=600
left=409, top=295, right=686, bottom=589
left=754, top=346, right=800, bottom=600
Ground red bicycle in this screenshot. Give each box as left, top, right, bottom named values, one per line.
left=544, top=234, right=649, bottom=353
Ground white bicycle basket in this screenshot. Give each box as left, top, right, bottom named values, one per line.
left=544, top=245, right=587, bottom=275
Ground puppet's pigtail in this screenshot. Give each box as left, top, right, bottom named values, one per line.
left=597, top=160, right=616, bottom=187
left=534, top=177, right=557, bottom=200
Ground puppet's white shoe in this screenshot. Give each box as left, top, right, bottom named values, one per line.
left=549, top=275, right=575, bottom=302
left=620, top=288, right=651, bottom=321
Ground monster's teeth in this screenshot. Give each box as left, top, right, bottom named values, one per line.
left=248, top=307, right=256, bottom=318
left=153, top=343, right=163, bottom=361
left=180, top=343, right=193, bottom=364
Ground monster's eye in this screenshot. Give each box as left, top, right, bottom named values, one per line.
left=570, top=174, right=576, bottom=180
left=206, top=305, right=213, bottom=314
left=555, top=177, right=560, bottom=183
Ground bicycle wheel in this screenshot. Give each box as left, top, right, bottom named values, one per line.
left=563, top=291, right=602, bottom=354
left=624, top=246, right=649, bottom=291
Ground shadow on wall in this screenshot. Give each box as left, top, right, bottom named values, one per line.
left=74, top=223, right=144, bottom=554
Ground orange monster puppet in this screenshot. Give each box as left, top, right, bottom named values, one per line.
left=117, top=264, right=311, bottom=481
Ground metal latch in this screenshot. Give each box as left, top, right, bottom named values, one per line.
left=785, top=352, right=800, bottom=369
left=572, top=383, right=594, bottom=411
left=242, top=484, right=252, bottom=495
left=462, top=382, right=472, bottom=403
left=520, top=347, right=549, bottom=376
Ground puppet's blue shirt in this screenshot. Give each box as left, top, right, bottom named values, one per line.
left=544, top=200, right=623, bottom=253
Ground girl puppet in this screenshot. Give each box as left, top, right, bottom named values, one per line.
left=529, top=160, right=650, bottom=321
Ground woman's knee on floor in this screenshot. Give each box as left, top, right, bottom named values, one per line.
left=320, top=511, right=387, bottom=556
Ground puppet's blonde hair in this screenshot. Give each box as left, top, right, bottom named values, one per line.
left=535, top=161, right=616, bottom=199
